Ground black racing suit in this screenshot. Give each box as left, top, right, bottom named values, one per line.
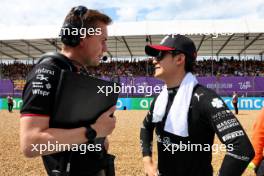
left=20, top=53, right=107, bottom=176
left=140, top=85, right=254, bottom=176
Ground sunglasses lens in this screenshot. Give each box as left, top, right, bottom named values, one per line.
left=155, top=51, right=165, bottom=61
left=154, top=51, right=182, bottom=61
left=156, top=56, right=162, bottom=61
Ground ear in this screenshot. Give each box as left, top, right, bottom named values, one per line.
left=175, top=53, right=185, bottom=65
left=79, top=38, right=85, bottom=48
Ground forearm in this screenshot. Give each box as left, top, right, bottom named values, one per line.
left=140, top=127, right=154, bottom=157
left=218, top=134, right=255, bottom=175
left=219, top=154, right=252, bottom=176
left=21, top=106, right=116, bottom=158
left=40, top=127, right=87, bottom=145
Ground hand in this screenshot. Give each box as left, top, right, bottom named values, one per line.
left=91, top=106, right=116, bottom=138
left=143, top=157, right=158, bottom=176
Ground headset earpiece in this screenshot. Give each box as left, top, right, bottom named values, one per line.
left=60, top=23, right=81, bottom=47
left=60, top=6, right=88, bottom=47
left=73, top=6, right=87, bottom=16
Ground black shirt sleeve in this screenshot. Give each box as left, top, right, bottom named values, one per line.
left=20, top=63, right=61, bottom=116
left=200, top=89, right=255, bottom=176
left=140, top=97, right=157, bottom=157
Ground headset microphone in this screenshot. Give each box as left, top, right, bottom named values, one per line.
left=102, top=56, right=108, bottom=61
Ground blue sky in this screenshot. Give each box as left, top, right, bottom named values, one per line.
left=0, top=0, right=263, bottom=26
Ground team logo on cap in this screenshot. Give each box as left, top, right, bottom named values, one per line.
left=160, top=36, right=169, bottom=45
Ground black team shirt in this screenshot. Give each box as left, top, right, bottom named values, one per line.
left=21, top=53, right=106, bottom=176
left=140, top=85, right=255, bottom=176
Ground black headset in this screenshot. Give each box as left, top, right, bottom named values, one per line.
left=60, top=6, right=88, bottom=47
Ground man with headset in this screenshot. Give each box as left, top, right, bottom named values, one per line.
left=20, top=6, right=115, bottom=176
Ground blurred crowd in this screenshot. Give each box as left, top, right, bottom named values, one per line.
left=87, top=60, right=153, bottom=77
left=0, top=62, right=34, bottom=80
left=1, top=58, right=264, bottom=80
left=194, top=59, right=264, bottom=77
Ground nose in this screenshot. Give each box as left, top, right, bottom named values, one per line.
left=152, top=58, right=158, bottom=65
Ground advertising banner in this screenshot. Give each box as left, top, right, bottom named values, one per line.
left=1, top=77, right=263, bottom=97
left=0, top=97, right=262, bottom=111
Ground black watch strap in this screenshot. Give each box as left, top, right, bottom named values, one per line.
left=85, top=126, right=97, bottom=143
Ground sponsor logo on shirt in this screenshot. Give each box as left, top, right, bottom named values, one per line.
left=36, top=74, right=49, bottom=81
left=222, top=130, right=244, bottom=142
left=32, top=82, right=44, bottom=89
left=35, top=68, right=55, bottom=75
left=226, top=152, right=250, bottom=161
left=163, top=137, right=171, bottom=145
left=32, top=89, right=50, bottom=96
left=194, top=93, right=204, bottom=101
left=32, top=84, right=44, bottom=88
left=45, top=83, right=52, bottom=89
left=216, top=118, right=239, bottom=132
left=211, top=98, right=224, bottom=108
left=32, top=82, right=43, bottom=85
left=212, top=110, right=232, bottom=121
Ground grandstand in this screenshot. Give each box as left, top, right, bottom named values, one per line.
left=0, top=19, right=264, bottom=176
left=0, top=19, right=264, bottom=101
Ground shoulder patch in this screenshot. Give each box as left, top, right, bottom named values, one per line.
left=211, top=98, right=224, bottom=109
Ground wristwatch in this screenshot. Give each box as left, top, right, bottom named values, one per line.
left=85, top=126, right=97, bottom=143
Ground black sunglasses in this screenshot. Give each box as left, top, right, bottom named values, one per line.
left=154, top=50, right=183, bottom=62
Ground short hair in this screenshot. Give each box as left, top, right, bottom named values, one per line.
left=63, top=8, right=112, bottom=30
left=184, top=56, right=194, bottom=72
left=172, top=53, right=194, bottom=72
